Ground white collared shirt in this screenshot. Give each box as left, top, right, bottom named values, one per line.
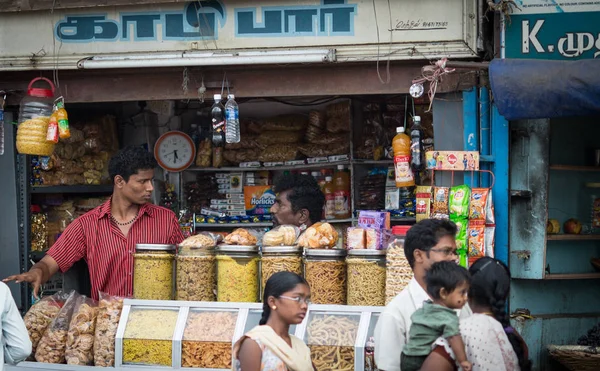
left=373, top=278, right=472, bottom=371
left=1, top=283, right=32, bottom=371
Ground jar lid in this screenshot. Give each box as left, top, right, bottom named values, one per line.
left=348, top=249, right=386, bottom=256
left=135, top=244, right=176, bottom=251
left=392, top=226, right=411, bottom=236
left=305, top=248, right=347, bottom=257
left=262, top=246, right=302, bottom=254
left=178, top=246, right=215, bottom=256
left=217, top=244, right=259, bottom=253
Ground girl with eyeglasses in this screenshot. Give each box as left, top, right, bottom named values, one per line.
left=232, top=271, right=314, bottom=371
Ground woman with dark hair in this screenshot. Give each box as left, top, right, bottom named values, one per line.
left=421, top=257, right=532, bottom=371
left=232, top=272, right=313, bottom=371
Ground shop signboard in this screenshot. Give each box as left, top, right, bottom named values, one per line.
left=504, top=0, right=600, bottom=59
left=0, top=0, right=478, bottom=70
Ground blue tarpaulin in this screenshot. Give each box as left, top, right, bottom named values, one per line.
left=489, top=59, right=600, bottom=120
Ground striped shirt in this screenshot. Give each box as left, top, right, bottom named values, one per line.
left=47, top=199, right=184, bottom=300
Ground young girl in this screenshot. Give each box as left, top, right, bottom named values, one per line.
left=232, top=272, right=314, bottom=371
left=401, top=261, right=472, bottom=371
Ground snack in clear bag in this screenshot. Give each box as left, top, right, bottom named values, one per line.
left=224, top=228, right=258, bottom=245
left=346, top=227, right=366, bottom=250
left=297, top=222, right=339, bottom=249
left=65, top=296, right=98, bottom=365
left=306, top=133, right=347, bottom=145
left=325, top=101, right=351, bottom=119
left=258, top=144, right=300, bottom=162
left=326, top=116, right=350, bottom=133
left=35, top=291, right=80, bottom=364
left=179, top=232, right=218, bottom=248
left=262, top=225, right=300, bottom=246
left=93, top=292, right=124, bottom=367
left=24, top=291, right=71, bottom=355
left=298, top=141, right=349, bottom=158
left=257, top=130, right=304, bottom=145
left=260, top=114, right=308, bottom=132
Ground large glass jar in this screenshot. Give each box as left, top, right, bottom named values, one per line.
left=216, top=245, right=259, bottom=302
left=16, top=78, right=56, bottom=156
left=304, top=312, right=360, bottom=370
left=260, top=246, right=303, bottom=296
left=386, top=227, right=413, bottom=304
left=133, top=244, right=176, bottom=300
left=304, top=249, right=347, bottom=305
left=176, top=247, right=216, bottom=301
left=347, top=249, right=386, bottom=306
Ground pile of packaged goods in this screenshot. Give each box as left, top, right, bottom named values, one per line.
left=416, top=184, right=495, bottom=267
left=383, top=167, right=416, bottom=219
left=185, top=173, right=220, bottom=213
left=30, top=116, right=119, bottom=186
left=23, top=291, right=124, bottom=367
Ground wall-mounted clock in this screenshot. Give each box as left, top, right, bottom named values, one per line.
left=154, top=131, right=196, bottom=172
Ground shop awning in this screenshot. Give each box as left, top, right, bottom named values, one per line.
left=489, top=59, right=600, bottom=120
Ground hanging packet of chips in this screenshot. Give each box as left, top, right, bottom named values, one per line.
left=416, top=186, right=433, bottom=222
left=450, top=215, right=468, bottom=268
left=467, top=220, right=486, bottom=257
left=432, top=187, right=450, bottom=219
left=449, top=185, right=471, bottom=219
left=485, top=224, right=495, bottom=258
left=469, top=188, right=493, bottom=221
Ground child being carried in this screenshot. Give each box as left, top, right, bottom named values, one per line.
left=401, top=261, right=472, bottom=371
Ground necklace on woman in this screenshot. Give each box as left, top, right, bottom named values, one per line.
left=111, top=211, right=139, bottom=226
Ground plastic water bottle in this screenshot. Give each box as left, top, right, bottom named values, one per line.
left=0, top=111, right=4, bottom=156
left=225, top=94, right=240, bottom=144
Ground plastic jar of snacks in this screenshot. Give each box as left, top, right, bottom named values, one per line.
left=16, top=78, right=56, bottom=156
left=347, top=249, right=386, bottom=306
left=261, top=246, right=303, bottom=296
left=304, top=249, right=347, bottom=305
left=216, top=245, right=259, bottom=302
left=176, top=247, right=216, bottom=301
left=133, top=244, right=176, bottom=300
left=385, top=226, right=413, bottom=304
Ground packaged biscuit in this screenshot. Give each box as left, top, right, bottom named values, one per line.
left=449, top=185, right=471, bottom=219
left=416, top=186, right=433, bottom=222
left=244, top=185, right=275, bottom=215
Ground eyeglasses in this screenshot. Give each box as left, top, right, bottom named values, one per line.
left=429, top=248, right=458, bottom=257
left=279, top=295, right=312, bottom=305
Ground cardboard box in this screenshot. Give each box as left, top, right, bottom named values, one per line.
left=244, top=185, right=275, bottom=215
left=227, top=199, right=245, bottom=205
left=426, top=151, right=480, bottom=171
left=228, top=211, right=247, bottom=216
left=226, top=193, right=245, bottom=200
left=211, top=199, right=229, bottom=205
left=385, top=188, right=400, bottom=210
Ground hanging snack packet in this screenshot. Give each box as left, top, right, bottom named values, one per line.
left=486, top=190, right=495, bottom=224
left=416, top=186, right=433, bottom=222
left=485, top=224, right=495, bottom=258
left=467, top=220, right=486, bottom=257
left=449, top=185, right=471, bottom=219
left=451, top=216, right=468, bottom=267
left=432, top=187, right=450, bottom=219
left=469, top=188, right=490, bottom=221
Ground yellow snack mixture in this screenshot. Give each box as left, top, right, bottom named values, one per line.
left=216, top=255, right=259, bottom=302
left=182, top=311, right=238, bottom=368
left=123, top=309, right=179, bottom=366
left=16, top=117, right=56, bottom=156
left=133, top=251, right=174, bottom=300
left=346, top=258, right=386, bottom=306
left=304, top=260, right=346, bottom=305
left=306, top=314, right=359, bottom=371
left=260, top=256, right=303, bottom=293
left=176, top=255, right=216, bottom=301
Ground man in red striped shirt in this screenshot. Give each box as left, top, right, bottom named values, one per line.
left=4, top=146, right=184, bottom=300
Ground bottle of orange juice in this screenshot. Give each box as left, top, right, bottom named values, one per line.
left=393, top=126, right=415, bottom=187
left=56, top=101, right=70, bottom=139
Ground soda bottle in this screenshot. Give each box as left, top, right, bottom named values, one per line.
left=333, top=165, right=351, bottom=219
left=225, top=94, right=240, bottom=144
left=323, top=176, right=335, bottom=219
left=211, top=94, right=225, bottom=147
left=46, top=105, right=59, bottom=144
left=392, top=126, right=415, bottom=187
left=56, top=101, right=70, bottom=139
left=410, top=116, right=424, bottom=182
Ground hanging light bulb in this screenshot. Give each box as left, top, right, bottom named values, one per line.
left=409, top=83, right=424, bottom=98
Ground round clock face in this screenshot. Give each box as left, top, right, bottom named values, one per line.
left=409, top=83, right=425, bottom=98
left=154, top=131, right=196, bottom=172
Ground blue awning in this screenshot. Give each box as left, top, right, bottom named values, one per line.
left=489, top=59, right=600, bottom=120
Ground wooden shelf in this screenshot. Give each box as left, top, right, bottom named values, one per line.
left=544, top=273, right=600, bottom=280
left=547, top=234, right=600, bottom=241
left=30, top=185, right=113, bottom=194
left=187, top=161, right=351, bottom=172
left=550, top=165, right=600, bottom=172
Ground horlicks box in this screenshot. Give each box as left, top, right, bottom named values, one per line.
left=358, top=211, right=391, bottom=230
left=244, top=185, right=275, bottom=215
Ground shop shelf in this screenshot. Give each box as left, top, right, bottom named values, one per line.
left=324, top=218, right=354, bottom=223
left=391, top=217, right=416, bottom=223
left=546, top=234, right=600, bottom=241
left=195, top=222, right=272, bottom=228
left=544, top=273, right=600, bottom=280
left=353, top=159, right=393, bottom=166
left=550, top=165, right=600, bottom=172
left=30, top=185, right=113, bottom=194
left=186, top=160, right=352, bottom=172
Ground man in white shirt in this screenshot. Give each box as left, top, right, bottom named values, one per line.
left=374, top=219, right=471, bottom=371
left=1, top=282, right=32, bottom=371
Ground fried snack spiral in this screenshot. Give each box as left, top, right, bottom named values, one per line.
left=385, top=240, right=413, bottom=304
left=346, top=258, right=386, bottom=306
left=260, top=256, right=303, bottom=293
left=307, top=315, right=359, bottom=371
left=304, top=260, right=346, bottom=304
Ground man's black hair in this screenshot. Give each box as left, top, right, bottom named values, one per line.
left=425, top=261, right=471, bottom=299
left=404, top=219, right=457, bottom=268
left=273, top=173, right=325, bottom=224
left=108, top=145, right=157, bottom=183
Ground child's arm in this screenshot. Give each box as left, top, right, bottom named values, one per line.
left=447, top=335, right=472, bottom=371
